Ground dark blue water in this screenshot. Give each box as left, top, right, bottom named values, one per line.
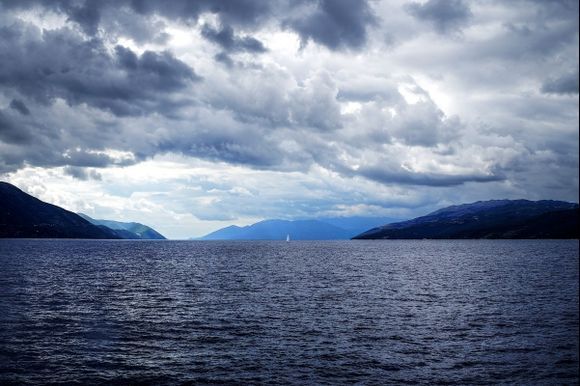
left=0, top=240, right=578, bottom=385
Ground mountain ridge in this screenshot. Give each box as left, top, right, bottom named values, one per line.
left=79, top=214, right=166, bottom=239
left=196, top=216, right=404, bottom=240
left=0, top=181, right=164, bottom=239
left=0, top=181, right=119, bottom=239
left=353, top=199, right=579, bottom=239
left=198, top=219, right=353, bottom=240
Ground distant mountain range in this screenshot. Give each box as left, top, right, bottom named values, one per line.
left=197, top=217, right=401, bottom=240
left=3, top=180, right=577, bottom=240
left=78, top=214, right=166, bottom=240
left=353, top=200, right=579, bottom=239
left=0, top=181, right=165, bottom=239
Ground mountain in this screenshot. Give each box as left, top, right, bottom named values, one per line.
left=198, top=217, right=403, bottom=240
left=199, top=219, right=354, bottom=240
left=318, top=216, right=401, bottom=236
left=199, top=225, right=246, bottom=240
left=353, top=200, right=579, bottom=239
left=79, top=214, right=166, bottom=239
left=0, top=181, right=119, bottom=239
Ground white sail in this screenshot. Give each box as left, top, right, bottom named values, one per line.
left=286, top=234, right=290, bottom=242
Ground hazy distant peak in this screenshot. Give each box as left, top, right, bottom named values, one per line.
left=78, top=213, right=166, bottom=239
left=198, top=217, right=399, bottom=240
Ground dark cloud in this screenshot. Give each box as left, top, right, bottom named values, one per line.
left=9, top=99, right=30, bottom=115
left=0, top=23, right=199, bottom=117
left=525, top=0, right=580, bottom=20
left=406, top=0, right=472, bottom=34
left=63, top=166, right=102, bottom=181
left=0, top=110, right=31, bottom=144
left=214, top=52, right=234, bottom=67
left=356, top=165, right=504, bottom=187
left=0, top=0, right=273, bottom=34
left=62, top=148, right=137, bottom=168
left=154, top=113, right=289, bottom=169
left=1, top=0, right=377, bottom=52
left=541, top=70, right=579, bottom=95
left=288, top=0, right=375, bottom=50
left=499, top=21, right=577, bottom=60
left=185, top=139, right=282, bottom=168
left=64, top=1, right=102, bottom=36
left=126, top=0, right=379, bottom=53
left=201, top=24, right=266, bottom=53
left=0, top=0, right=102, bottom=35
left=128, top=0, right=273, bottom=27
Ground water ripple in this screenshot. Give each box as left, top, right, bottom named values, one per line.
left=0, top=239, right=578, bottom=385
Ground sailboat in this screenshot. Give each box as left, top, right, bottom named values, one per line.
left=286, top=234, right=290, bottom=242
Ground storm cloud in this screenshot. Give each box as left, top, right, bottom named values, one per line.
left=288, top=0, right=376, bottom=50
left=201, top=24, right=267, bottom=53
left=541, top=70, right=580, bottom=95
left=0, top=22, right=199, bottom=117
left=406, top=0, right=472, bottom=34
left=9, top=99, right=30, bottom=115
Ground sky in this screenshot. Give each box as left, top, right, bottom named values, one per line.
left=0, top=0, right=578, bottom=239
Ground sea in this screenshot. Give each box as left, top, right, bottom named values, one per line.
left=0, top=239, right=578, bottom=385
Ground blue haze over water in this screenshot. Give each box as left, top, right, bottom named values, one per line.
left=0, top=239, right=578, bottom=384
